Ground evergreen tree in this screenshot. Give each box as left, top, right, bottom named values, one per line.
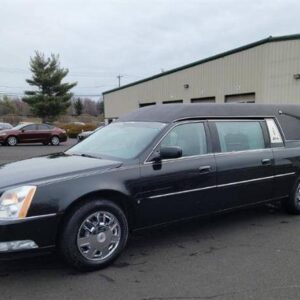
left=23, top=51, right=77, bottom=122
left=74, top=98, right=83, bottom=116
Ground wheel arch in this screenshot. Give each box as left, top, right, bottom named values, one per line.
left=57, top=189, right=136, bottom=239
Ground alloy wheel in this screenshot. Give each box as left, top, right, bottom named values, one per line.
left=51, top=136, right=60, bottom=146
left=7, top=136, right=17, bottom=146
left=77, top=211, right=121, bottom=261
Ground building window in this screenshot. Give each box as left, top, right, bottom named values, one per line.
left=139, top=102, right=156, bottom=108
left=191, top=97, right=215, bottom=103
left=162, top=100, right=183, bottom=104
left=225, top=93, right=255, bottom=103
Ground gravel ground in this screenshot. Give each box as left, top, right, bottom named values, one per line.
left=1, top=142, right=300, bottom=299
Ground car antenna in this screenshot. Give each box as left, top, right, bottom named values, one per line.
left=278, top=110, right=300, bottom=121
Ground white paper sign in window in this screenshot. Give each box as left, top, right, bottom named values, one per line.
left=266, top=119, right=283, bottom=144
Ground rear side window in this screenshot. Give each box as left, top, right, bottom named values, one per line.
left=215, top=121, right=266, bottom=152
left=160, top=123, right=207, bottom=157
left=38, top=124, right=50, bottom=130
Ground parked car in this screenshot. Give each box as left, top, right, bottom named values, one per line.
left=0, top=122, right=13, bottom=131
left=0, top=123, right=67, bottom=146
left=1, top=104, right=300, bottom=271
left=77, top=130, right=94, bottom=142
left=77, top=126, right=104, bottom=142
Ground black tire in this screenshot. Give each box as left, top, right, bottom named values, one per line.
left=285, top=178, right=300, bottom=214
left=51, top=136, right=60, bottom=146
left=6, top=136, right=18, bottom=146
left=59, top=199, right=128, bottom=271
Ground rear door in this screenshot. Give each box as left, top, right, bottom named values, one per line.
left=210, top=119, right=274, bottom=210
left=36, top=124, right=52, bottom=142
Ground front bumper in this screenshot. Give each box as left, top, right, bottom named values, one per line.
left=0, top=213, right=62, bottom=259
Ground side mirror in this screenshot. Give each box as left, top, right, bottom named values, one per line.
left=160, top=146, right=182, bottom=160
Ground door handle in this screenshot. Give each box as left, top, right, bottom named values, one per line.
left=198, top=165, right=212, bottom=173
left=261, top=158, right=272, bottom=166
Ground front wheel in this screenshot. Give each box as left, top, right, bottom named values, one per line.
left=285, top=179, right=300, bottom=214
left=6, top=136, right=17, bottom=146
left=59, top=199, right=129, bottom=271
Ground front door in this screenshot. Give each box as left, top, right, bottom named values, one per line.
left=18, top=124, right=39, bottom=143
left=137, top=121, right=217, bottom=228
left=210, top=120, right=274, bottom=210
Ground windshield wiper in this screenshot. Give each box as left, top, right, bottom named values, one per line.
left=71, top=153, right=102, bottom=159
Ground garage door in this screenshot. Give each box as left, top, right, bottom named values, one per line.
left=191, top=97, right=215, bottom=103
left=225, top=93, right=255, bottom=103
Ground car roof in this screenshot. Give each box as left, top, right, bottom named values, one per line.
left=118, top=103, right=300, bottom=141
left=118, top=103, right=300, bottom=123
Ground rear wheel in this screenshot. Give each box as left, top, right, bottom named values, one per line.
left=59, top=199, right=128, bottom=271
left=285, top=178, right=300, bottom=214
left=51, top=136, right=60, bottom=146
left=6, top=136, right=17, bottom=146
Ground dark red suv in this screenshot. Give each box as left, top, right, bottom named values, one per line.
left=0, top=123, right=67, bottom=146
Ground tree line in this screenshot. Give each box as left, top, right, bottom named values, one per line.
left=0, top=51, right=104, bottom=122
left=0, top=95, right=104, bottom=118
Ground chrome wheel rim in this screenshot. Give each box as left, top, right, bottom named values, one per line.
left=77, top=211, right=121, bottom=261
left=51, top=137, right=59, bottom=145
left=295, top=184, right=300, bottom=207
left=8, top=137, right=17, bottom=146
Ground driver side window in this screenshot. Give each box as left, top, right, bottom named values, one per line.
left=160, top=122, right=207, bottom=157
left=23, top=125, right=36, bottom=131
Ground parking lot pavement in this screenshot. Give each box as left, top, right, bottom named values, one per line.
left=0, top=139, right=77, bottom=165
left=1, top=146, right=300, bottom=299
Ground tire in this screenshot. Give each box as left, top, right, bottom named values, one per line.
left=59, top=199, right=129, bottom=271
left=285, top=178, right=300, bottom=214
left=6, top=136, right=17, bottom=146
left=51, top=136, right=60, bottom=146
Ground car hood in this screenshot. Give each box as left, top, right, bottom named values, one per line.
left=79, top=131, right=93, bottom=136
left=0, top=129, right=17, bottom=134
left=0, top=153, right=122, bottom=189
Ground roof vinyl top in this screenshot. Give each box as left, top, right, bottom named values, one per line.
left=118, top=103, right=300, bottom=141
left=118, top=103, right=300, bottom=123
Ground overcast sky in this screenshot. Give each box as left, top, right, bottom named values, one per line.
left=1, top=0, right=299, bottom=100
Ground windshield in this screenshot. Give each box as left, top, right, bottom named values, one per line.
left=66, top=121, right=166, bottom=160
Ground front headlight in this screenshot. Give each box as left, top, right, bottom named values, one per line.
left=0, top=186, right=37, bottom=219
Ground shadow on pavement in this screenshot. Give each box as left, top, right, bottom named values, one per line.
left=0, top=203, right=289, bottom=277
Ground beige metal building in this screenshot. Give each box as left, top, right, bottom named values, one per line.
left=103, top=34, right=300, bottom=122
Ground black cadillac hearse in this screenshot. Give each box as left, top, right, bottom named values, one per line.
left=1, top=103, right=300, bottom=271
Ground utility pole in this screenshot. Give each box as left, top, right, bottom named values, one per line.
left=117, top=74, right=123, bottom=87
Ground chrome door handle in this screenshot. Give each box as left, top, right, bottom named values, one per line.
left=261, top=158, right=272, bottom=166
left=198, top=166, right=212, bottom=173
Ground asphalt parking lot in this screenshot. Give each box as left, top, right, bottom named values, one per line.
left=1, top=143, right=300, bottom=299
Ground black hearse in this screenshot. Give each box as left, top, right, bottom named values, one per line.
left=1, top=103, right=300, bottom=271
